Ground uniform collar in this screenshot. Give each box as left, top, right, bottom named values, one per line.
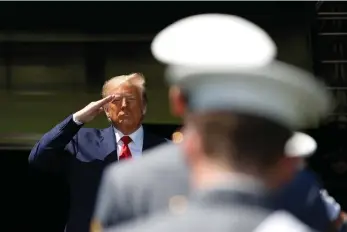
left=191, top=173, right=271, bottom=207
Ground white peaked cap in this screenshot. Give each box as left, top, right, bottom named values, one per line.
left=151, top=13, right=277, bottom=67
left=151, top=14, right=333, bottom=129
left=284, top=132, right=317, bottom=157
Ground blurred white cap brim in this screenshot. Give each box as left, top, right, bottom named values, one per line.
left=150, top=13, right=332, bottom=129
left=284, top=132, right=317, bottom=157
left=151, top=13, right=276, bottom=68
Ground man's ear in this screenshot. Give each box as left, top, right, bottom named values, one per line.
left=142, top=104, right=147, bottom=115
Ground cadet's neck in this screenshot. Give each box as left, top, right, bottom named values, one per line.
left=190, top=160, right=282, bottom=191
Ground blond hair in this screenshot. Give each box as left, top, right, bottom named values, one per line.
left=102, top=73, right=146, bottom=98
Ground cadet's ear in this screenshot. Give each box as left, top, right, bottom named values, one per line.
left=181, top=125, right=202, bottom=165
left=169, top=86, right=187, bottom=117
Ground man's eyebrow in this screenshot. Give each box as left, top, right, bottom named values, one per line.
left=114, top=94, right=135, bottom=97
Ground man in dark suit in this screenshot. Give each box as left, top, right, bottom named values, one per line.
left=28, top=73, right=167, bottom=232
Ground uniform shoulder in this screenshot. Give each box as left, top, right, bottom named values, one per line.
left=103, top=210, right=178, bottom=232
left=254, top=210, right=315, bottom=232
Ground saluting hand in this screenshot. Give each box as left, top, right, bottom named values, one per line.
left=73, top=95, right=116, bottom=124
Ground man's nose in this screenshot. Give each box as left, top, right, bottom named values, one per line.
left=121, top=98, right=127, bottom=108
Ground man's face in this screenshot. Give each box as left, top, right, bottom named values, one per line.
left=105, top=83, right=144, bottom=134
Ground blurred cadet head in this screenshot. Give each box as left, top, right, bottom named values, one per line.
left=151, top=13, right=332, bottom=189
left=176, top=126, right=317, bottom=188
left=102, top=73, right=147, bottom=134
left=152, top=13, right=276, bottom=118
left=284, top=132, right=317, bottom=171
left=182, top=112, right=294, bottom=188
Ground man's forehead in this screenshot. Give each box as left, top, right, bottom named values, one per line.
left=108, top=84, right=139, bottom=95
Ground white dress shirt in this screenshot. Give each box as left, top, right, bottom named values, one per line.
left=114, top=126, right=144, bottom=159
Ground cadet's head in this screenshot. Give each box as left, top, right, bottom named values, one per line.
left=151, top=13, right=332, bottom=189
left=182, top=113, right=319, bottom=188
left=152, top=14, right=276, bottom=118
left=284, top=131, right=317, bottom=171
left=174, top=63, right=330, bottom=188
left=102, top=73, right=147, bottom=134
left=182, top=112, right=294, bottom=187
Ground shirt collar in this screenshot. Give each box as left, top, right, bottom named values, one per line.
left=114, top=126, right=144, bottom=145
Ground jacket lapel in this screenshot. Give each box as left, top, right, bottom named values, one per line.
left=100, top=126, right=118, bottom=163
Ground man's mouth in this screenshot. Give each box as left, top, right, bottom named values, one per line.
left=120, top=112, right=129, bottom=117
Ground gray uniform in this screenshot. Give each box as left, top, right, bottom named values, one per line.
left=93, top=143, right=190, bottom=227
left=103, top=177, right=314, bottom=232
left=94, top=144, right=327, bottom=231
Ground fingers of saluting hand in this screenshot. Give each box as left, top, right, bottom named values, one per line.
left=97, top=107, right=104, bottom=114
left=94, top=95, right=116, bottom=107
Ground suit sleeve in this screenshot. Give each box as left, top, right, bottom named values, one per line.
left=28, top=114, right=83, bottom=173
left=93, top=165, right=133, bottom=229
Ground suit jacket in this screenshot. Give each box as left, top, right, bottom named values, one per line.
left=94, top=143, right=330, bottom=232
left=103, top=176, right=315, bottom=232
left=28, top=114, right=167, bottom=232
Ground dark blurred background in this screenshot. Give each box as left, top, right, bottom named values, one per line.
left=1, top=2, right=347, bottom=231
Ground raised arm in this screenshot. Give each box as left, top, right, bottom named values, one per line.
left=29, top=95, right=116, bottom=173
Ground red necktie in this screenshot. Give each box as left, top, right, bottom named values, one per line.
left=119, top=136, right=132, bottom=160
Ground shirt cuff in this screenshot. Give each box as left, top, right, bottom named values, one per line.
left=72, top=114, right=84, bottom=125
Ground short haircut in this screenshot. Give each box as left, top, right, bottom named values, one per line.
left=186, top=111, right=292, bottom=173
left=102, top=73, right=147, bottom=104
